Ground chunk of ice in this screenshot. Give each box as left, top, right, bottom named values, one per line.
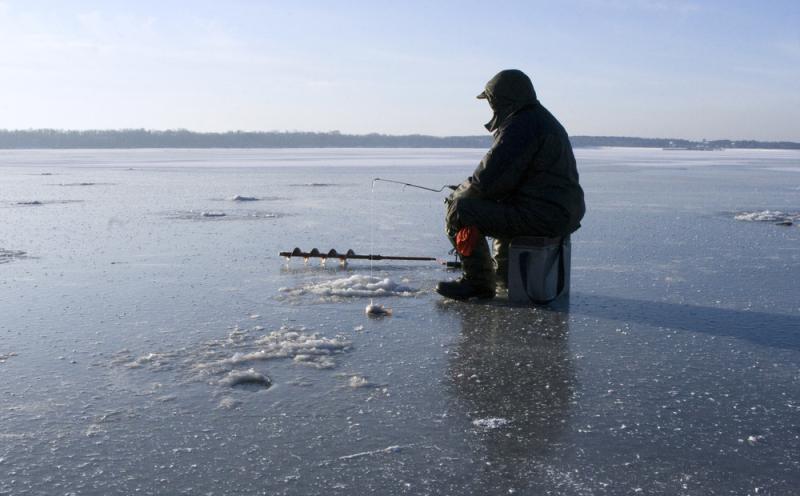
left=734, top=210, right=797, bottom=222
left=219, top=368, right=271, bottom=388
left=348, top=375, right=371, bottom=388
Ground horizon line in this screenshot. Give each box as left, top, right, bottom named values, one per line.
left=1, top=128, right=799, bottom=145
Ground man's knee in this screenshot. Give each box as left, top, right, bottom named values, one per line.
left=448, top=197, right=480, bottom=229
left=446, top=196, right=477, bottom=233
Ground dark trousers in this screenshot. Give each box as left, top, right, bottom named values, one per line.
left=446, top=190, right=552, bottom=287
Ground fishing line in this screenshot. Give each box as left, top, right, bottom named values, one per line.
left=369, top=179, right=376, bottom=309
left=370, top=179, right=376, bottom=278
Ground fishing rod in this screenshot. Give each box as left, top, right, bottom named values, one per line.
left=373, top=177, right=456, bottom=193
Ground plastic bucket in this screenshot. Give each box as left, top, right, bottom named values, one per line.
left=507, top=236, right=571, bottom=304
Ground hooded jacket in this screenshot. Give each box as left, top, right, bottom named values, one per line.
left=468, top=70, right=585, bottom=236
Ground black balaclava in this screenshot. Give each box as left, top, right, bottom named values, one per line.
left=477, top=69, right=538, bottom=132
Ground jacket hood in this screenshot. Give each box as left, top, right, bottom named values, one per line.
left=478, top=69, right=538, bottom=132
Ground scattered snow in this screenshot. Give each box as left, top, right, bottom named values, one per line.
left=472, top=417, right=510, bottom=430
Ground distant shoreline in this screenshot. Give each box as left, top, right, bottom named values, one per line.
left=1, top=130, right=798, bottom=150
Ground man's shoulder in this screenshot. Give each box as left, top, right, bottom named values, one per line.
left=500, top=104, right=567, bottom=141
left=498, top=108, right=538, bottom=136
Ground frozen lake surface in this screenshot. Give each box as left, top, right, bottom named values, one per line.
left=1, top=147, right=799, bottom=495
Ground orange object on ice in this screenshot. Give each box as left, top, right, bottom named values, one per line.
left=456, top=226, right=480, bottom=257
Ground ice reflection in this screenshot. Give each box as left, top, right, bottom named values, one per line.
left=444, top=302, right=576, bottom=493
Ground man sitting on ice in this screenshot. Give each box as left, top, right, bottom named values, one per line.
left=437, top=69, right=585, bottom=300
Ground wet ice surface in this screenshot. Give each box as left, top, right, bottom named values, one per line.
left=0, top=147, right=799, bottom=495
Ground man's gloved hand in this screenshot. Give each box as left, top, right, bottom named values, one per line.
left=455, top=226, right=480, bottom=257
left=451, top=179, right=475, bottom=200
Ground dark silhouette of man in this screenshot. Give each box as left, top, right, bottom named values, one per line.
left=437, top=69, right=585, bottom=300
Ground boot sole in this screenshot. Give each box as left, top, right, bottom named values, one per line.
left=435, top=288, right=496, bottom=301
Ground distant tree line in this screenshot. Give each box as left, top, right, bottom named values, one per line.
left=570, top=135, right=800, bottom=150
left=0, top=129, right=797, bottom=150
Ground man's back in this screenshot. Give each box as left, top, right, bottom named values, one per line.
left=471, top=102, right=585, bottom=237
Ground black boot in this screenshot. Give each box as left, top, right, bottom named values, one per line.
left=436, top=277, right=496, bottom=300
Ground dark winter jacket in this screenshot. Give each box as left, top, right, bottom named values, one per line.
left=467, top=102, right=586, bottom=236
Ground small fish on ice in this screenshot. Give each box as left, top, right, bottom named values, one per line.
left=365, top=300, right=392, bottom=317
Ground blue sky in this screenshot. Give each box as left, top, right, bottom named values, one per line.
left=0, top=1, right=798, bottom=140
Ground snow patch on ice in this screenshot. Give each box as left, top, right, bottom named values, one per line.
left=219, top=368, right=271, bottom=389
left=734, top=210, right=798, bottom=223
left=472, top=417, right=510, bottom=430
left=228, top=195, right=259, bottom=202
left=195, top=326, right=351, bottom=372
left=121, top=351, right=177, bottom=370
left=112, top=325, right=351, bottom=397
left=217, top=397, right=242, bottom=409
left=281, top=275, right=418, bottom=299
